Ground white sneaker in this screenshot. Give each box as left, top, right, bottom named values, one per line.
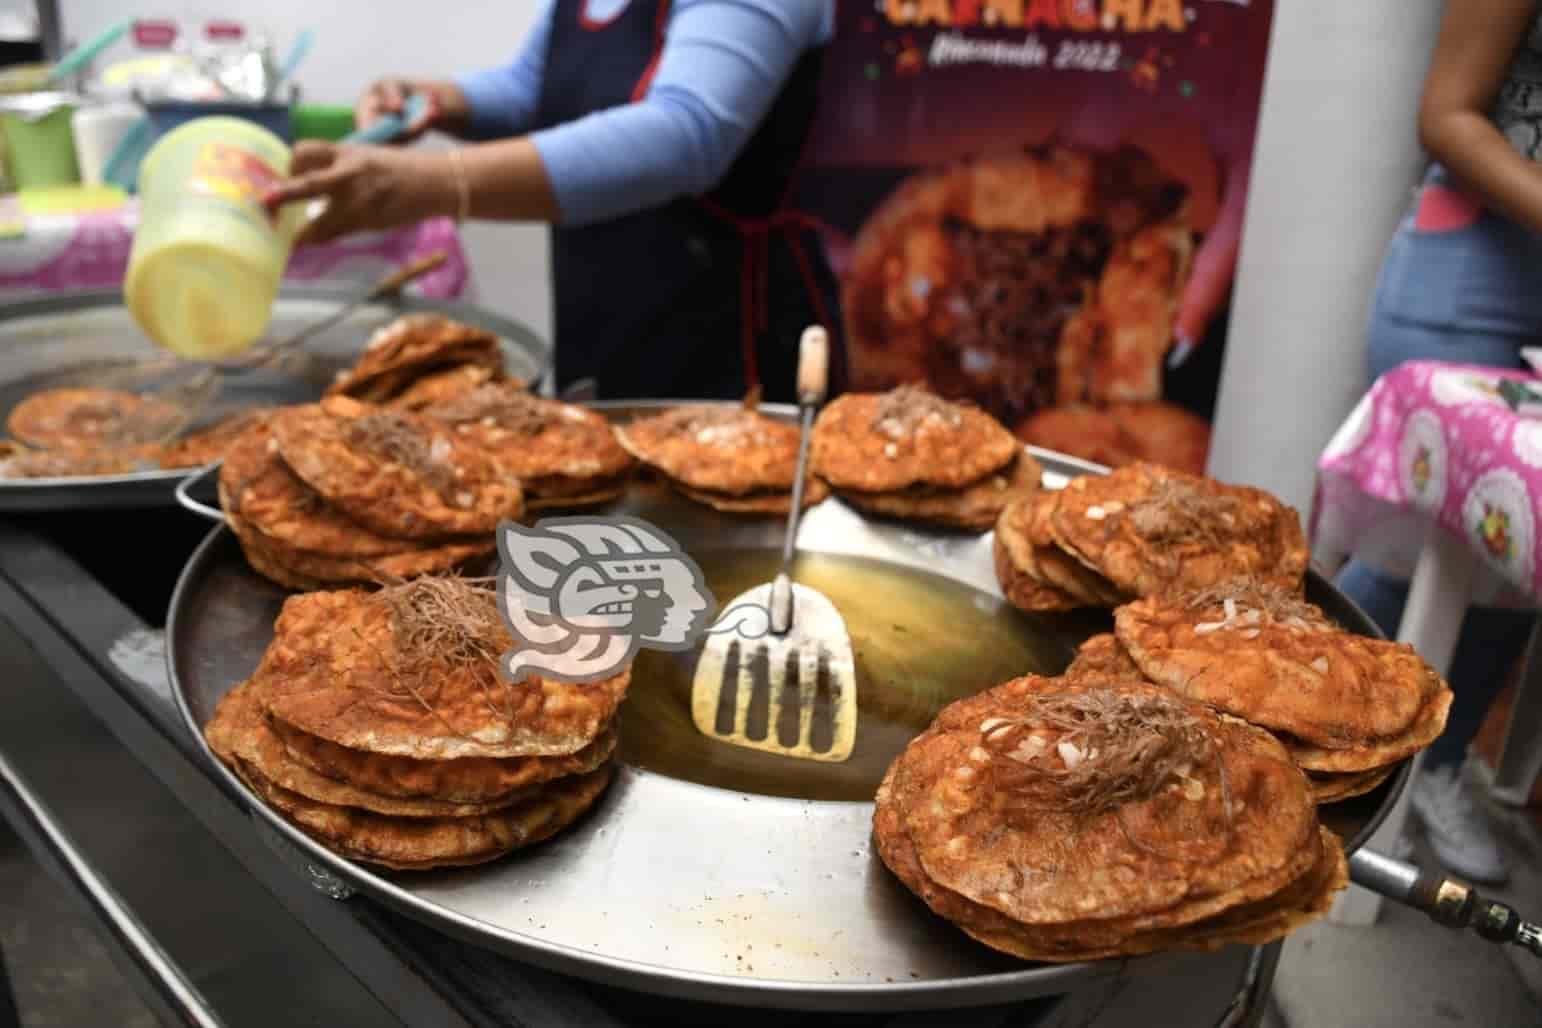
left=1410, top=765, right=1510, bottom=885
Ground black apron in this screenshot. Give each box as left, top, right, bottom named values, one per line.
left=535, top=0, right=842, bottom=403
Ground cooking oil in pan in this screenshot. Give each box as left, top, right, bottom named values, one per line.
left=619, top=548, right=1069, bottom=802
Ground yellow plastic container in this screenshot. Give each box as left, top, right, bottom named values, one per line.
left=125, top=117, right=306, bottom=359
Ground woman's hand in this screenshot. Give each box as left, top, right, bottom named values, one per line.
left=356, top=78, right=471, bottom=142
left=263, top=142, right=456, bottom=246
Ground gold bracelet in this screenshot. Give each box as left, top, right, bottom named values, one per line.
left=448, top=148, right=470, bottom=222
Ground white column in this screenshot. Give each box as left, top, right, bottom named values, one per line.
left=1207, top=3, right=1446, bottom=513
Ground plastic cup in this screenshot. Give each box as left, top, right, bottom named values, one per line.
left=0, top=92, right=81, bottom=188
left=125, top=116, right=306, bottom=360
left=71, top=100, right=143, bottom=186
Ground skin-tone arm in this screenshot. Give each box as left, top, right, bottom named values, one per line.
left=263, top=138, right=560, bottom=246
left=1419, top=0, right=1542, bottom=232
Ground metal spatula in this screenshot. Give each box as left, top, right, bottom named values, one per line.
left=690, top=327, right=858, bottom=763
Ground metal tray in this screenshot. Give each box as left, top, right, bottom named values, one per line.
left=166, top=403, right=1408, bottom=1012
left=0, top=288, right=550, bottom=512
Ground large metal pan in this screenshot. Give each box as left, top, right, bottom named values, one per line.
left=0, top=288, right=549, bottom=512
left=166, top=402, right=1409, bottom=1012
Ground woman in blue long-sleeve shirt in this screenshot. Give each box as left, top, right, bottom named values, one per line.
left=266, top=0, right=839, bottom=402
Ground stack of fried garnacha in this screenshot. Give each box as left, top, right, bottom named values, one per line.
left=422, top=382, right=634, bottom=509
left=1093, top=577, right=1453, bottom=804
left=874, top=672, right=1347, bottom=962
left=326, top=313, right=513, bottom=409
left=218, top=397, right=521, bottom=591
left=812, top=384, right=1042, bottom=531
left=995, top=462, right=1309, bottom=612
left=616, top=403, right=828, bottom=514
left=206, top=579, right=628, bottom=870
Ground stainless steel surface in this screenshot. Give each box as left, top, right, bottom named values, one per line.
left=0, top=753, right=226, bottom=1028
left=1347, top=848, right=1420, bottom=905
left=0, top=288, right=550, bottom=512
left=165, top=402, right=1410, bottom=1011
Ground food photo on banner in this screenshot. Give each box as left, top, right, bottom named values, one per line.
left=795, top=0, right=1276, bottom=475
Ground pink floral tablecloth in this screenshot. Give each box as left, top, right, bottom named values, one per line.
left=0, top=203, right=470, bottom=300
left=1313, top=360, right=1542, bottom=605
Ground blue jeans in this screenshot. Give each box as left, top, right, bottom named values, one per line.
left=1337, top=165, right=1540, bottom=769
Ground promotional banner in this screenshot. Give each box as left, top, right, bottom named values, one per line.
left=798, top=0, right=1277, bottom=474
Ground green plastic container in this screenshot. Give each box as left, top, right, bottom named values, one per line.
left=125, top=117, right=307, bottom=360
left=0, top=92, right=81, bottom=188
left=292, top=104, right=355, bottom=142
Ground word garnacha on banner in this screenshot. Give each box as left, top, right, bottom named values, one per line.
left=884, top=0, right=1193, bottom=32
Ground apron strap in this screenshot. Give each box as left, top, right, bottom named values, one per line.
left=697, top=197, right=845, bottom=394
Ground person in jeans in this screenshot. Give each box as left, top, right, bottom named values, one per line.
left=1337, top=0, right=1542, bottom=884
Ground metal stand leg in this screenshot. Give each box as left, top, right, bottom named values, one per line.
left=0, top=944, right=20, bottom=1028
left=1213, top=942, right=1285, bottom=1028
left=1330, top=525, right=1476, bottom=925
left=1491, top=617, right=1542, bottom=807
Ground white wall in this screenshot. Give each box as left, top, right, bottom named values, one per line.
left=1208, top=3, right=1445, bottom=513
left=59, top=0, right=554, bottom=341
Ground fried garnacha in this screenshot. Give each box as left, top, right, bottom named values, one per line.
left=217, top=418, right=493, bottom=589
left=1049, top=463, right=1309, bottom=598
left=234, top=757, right=612, bottom=871
left=873, top=673, right=1345, bottom=962
left=204, top=576, right=627, bottom=871
left=812, top=385, right=1019, bottom=494
left=425, top=383, right=634, bottom=509
left=994, top=489, right=1124, bottom=611
left=273, top=396, right=523, bottom=539
left=387, top=363, right=505, bottom=412
left=326, top=314, right=504, bottom=405
left=616, top=404, right=823, bottom=512
left=840, top=451, right=1043, bottom=532
left=258, top=584, right=630, bottom=761
left=1114, top=578, right=1452, bottom=776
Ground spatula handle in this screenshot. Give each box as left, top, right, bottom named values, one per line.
left=779, top=325, right=826, bottom=581
left=798, top=326, right=829, bottom=406
left=367, top=250, right=448, bottom=300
